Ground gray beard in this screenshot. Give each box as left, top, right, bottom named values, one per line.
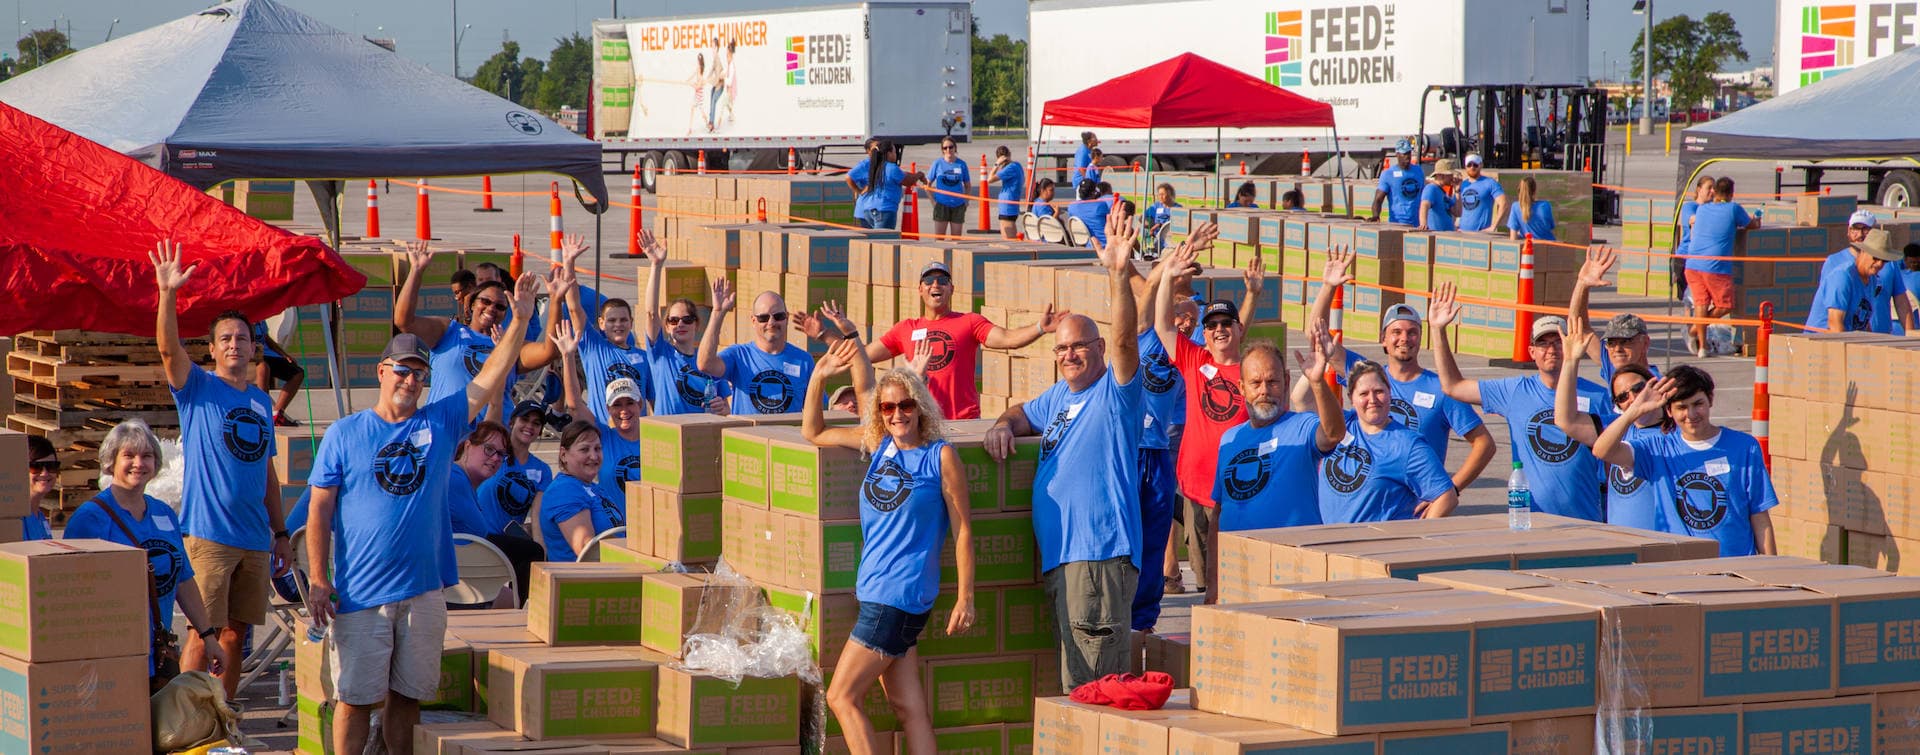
left=1248, top=401, right=1281, bottom=423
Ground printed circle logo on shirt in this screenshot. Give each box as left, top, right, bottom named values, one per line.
left=1142, top=351, right=1178, bottom=395
left=496, top=471, right=540, bottom=518
left=221, top=406, right=271, bottom=463
left=604, top=360, right=644, bottom=387
left=462, top=342, right=494, bottom=378
left=674, top=364, right=710, bottom=406
left=143, top=537, right=187, bottom=599
left=1387, top=398, right=1421, bottom=431
left=1398, top=175, right=1421, bottom=200
left=1039, top=408, right=1074, bottom=461
left=1461, top=186, right=1484, bottom=211
left=595, top=490, right=627, bottom=526
left=748, top=370, right=795, bottom=413
left=862, top=458, right=914, bottom=512
left=1222, top=446, right=1272, bottom=502
left=1199, top=374, right=1244, bottom=422
left=1322, top=442, right=1374, bottom=495
left=1608, top=464, right=1645, bottom=496
left=920, top=330, right=957, bottom=373
left=618, top=456, right=642, bottom=486
left=1672, top=471, right=1730, bottom=531
left=373, top=439, right=429, bottom=496
left=1525, top=409, right=1581, bottom=465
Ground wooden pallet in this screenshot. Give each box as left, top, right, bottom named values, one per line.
left=7, top=352, right=167, bottom=383
left=6, top=414, right=113, bottom=446
left=11, top=376, right=174, bottom=406
left=14, top=395, right=177, bottom=429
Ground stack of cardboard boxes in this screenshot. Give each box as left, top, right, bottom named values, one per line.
left=324, top=244, right=469, bottom=388
left=0, top=540, right=154, bottom=753
left=654, top=175, right=861, bottom=265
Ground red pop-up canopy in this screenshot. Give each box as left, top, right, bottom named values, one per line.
left=0, top=101, right=365, bottom=337
left=1042, top=52, right=1335, bottom=129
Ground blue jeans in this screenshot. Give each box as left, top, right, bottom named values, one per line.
left=1131, top=446, right=1177, bottom=631
left=860, top=209, right=899, bottom=230
left=849, top=601, right=929, bottom=658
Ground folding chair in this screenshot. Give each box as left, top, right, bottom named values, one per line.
left=577, top=525, right=628, bottom=563
left=1020, top=212, right=1041, bottom=240
left=1036, top=215, right=1067, bottom=244
left=447, top=534, right=517, bottom=608
left=1065, top=215, right=1094, bottom=248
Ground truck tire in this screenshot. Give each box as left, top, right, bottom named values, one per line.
left=663, top=150, right=690, bottom=177
left=639, top=151, right=664, bottom=193
left=1879, top=170, right=1920, bottom=208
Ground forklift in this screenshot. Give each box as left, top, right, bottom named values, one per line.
left=1416, top=84, right=1618, bottom=224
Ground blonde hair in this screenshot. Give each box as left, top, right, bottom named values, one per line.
left=1517, top=176, right=1538, bottom=225
left=861, top=368, right=947, bottom=452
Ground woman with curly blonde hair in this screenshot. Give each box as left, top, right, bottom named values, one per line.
left=801, top=308, right=974, bottom=755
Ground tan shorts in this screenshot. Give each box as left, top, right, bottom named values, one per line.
left=185, top=536, right=271, bottom=627
left=329, top=590, right=448, bottom=706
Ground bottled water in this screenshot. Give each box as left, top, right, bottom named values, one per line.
left=1507, top=461, right=1532, bottom=531
left=305, top=622, right=328, bottom=644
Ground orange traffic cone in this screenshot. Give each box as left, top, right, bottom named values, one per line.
left=365, top=179, right=380, bottom=238
left=414, top=179, right=431, bottom=240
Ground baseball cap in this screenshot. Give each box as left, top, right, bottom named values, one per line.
left=1601, top=313, right=1649, bottom=341
left=1463, top=153, right=1484, bottom=167
left=1854, top=228, right=1900, bottom=262
left=510, top=400, right=548, bottom=421
left=604, top=377, right=642, bottom=407
left=920, top=261, right=952, bottom=279
left=380, top=334, right=431, bottom=365
left=1530, top=315, right=1566, bottom=343
left=1201, top=299, right=1240, bottom=325
left=1394, top=139, right=1413, bottom=155
left=1381, top=303, right=1422, bottom=334
left=1849, top=209, right=1880, bottom=228
left=828, top=385, right=857, bottom=408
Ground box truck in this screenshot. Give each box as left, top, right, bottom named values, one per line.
left=1771, top=0, right=1920, bottom=205
left=592, top=1, right=972, bottom=192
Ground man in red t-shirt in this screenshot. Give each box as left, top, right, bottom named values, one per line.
left=1154, top=243, right=1255, bottom=603
left=865, top=262, right=1065, bottom=419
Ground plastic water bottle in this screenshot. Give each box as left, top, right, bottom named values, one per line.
left=1507, top=462, right=1532, bottom=531
left=305, top=622, right=328, bottom=644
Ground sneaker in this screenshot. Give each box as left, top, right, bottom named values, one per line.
left=274, top=413, right=300, bottom=427
left=1163, top=577, right=1186, bottom=595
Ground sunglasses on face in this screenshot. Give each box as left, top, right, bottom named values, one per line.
left=473, top=296, right=509, bottom=312
left=1203, top=319, right=1236, bottom=331
left=665, top=315, right=699, bottom=326
left=387, top=363, right=431, bottom=383
left=1613, top=382, right=1647, bottom=405
left=922, top=275, right=952, bottom=286
left=753, top=312, right=789, bottom=323
left=28, top=460, right=58, bottom=473
left=880, top=398, right=919, bottom=415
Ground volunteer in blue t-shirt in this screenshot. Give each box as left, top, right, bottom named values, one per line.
left=1030, top=179, right=1058, bottom=219
left=849, top=140, right=919, bottom=230
left=536, top=421, right=628, bottom=563
left=304, top=269, right=538, bottom=755
left=65, top=419, right=225, bottom=679
left=1507, top=176, right=1557, bottom=241
left=1682, top=178, right=1752, bottom=355
left=1418, top=169, right=1459, bottom=232
left=800, top=332, right=975, bottom=754
left=1370, top=141, right=1424, bottom=225
left=445, top=421, right=544, bottom=607
left=551, top=317, right=646, bottom=507
left=153, top=240, right=286, bottom=697
left=1565, top=247, right=1663, bottom=389
left=1455, top=153, right=1509, bottom=232
left=1552, top=342, right=1667, bottom=531
left=1818, top=213, right=1914, bottom=334
left=1319, top=362, right=1458, bottom=523
left=984, top=222, right=1144, bottom=690
left=1591, top=366, right=1778, bottom=556
left=21, top=435, right=56, bottom=540
left=988, top=146, right=1027, bottom=239
left=630, top=233, right=731, bottom=416
left=1144, top=184, right=1181, bottom=256
left=1809, top=228, right=1901, bottom=333
left=1066, top=179, right=1112, bottom=248
left=1072, top=131, right=1099, bottom=185
left=1213, top=338, right=1345, bottom=529
left=476, top=402, right=555, bottom=532
left=698, top=281, right=816, bottom=415
left=928, top=137, right=972, bottom=238
left=1672, top=176, right=1716, bottom=304
left=1432, top=284, right=1613, bottom=522
left=1225, top=182, right=1260, bottom=209
left=395, top=241, right=575, bottom=429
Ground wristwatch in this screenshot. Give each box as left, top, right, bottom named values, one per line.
left=198, top=626, right=221, bottom=640
left=274, top=530, right=291, bottom=540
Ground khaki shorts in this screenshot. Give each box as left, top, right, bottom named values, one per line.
left=329, top=590, right=448, bottom=706
left=185, top=536, right=271, bottom=627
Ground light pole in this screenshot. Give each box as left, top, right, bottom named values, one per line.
left=1634, top=0, right=1653, bottom=135
left=451, top=0, right=459, bottom=79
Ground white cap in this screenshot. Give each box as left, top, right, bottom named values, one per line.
left=1849, top=209, right=1879, bottom=228
left=1463, top=153, right=1484, bottom=166
left=604, top=378, right=642, bottom=407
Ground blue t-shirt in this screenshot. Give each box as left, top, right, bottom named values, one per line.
left=1137, top=331, right=1184, bottom=450
left=1145, top=202, right=1177, bottom=230
left=1067, top=199, right=1110, bottom=247
left=1675, top=200, right=1701, bottom=255
left=1225, top=201, right=1258, bottom=209
left=1420, top=184, right=1454, bottom=231
left=719, top=343, right=814, bottom=415
left=1683, top=202, right=1749, bottom=275
left=995, top=162, right=1026, bottom=217
left=309, top=394, right=467, bottom=613
left=474, top=453, right=550, bottom=533
left=851, top=160, right=907, bottom=216
left=596, top=420, right=644, bottom=506
left=1376, top=165, right=1425, bottom=225
left=1375, top=365, right=1485, bottom=463
left=1508, top=201, right=1557, bottom=241
left=581, top=323, right=650, bottom=426
left=1031, top=201, right=1056, bottom=219
left=20, top=513, right=50, bottom=541
left=446, top=466, right=491, bottom=538
left=1598, top=358, right=1662, bottom=395
left=1072, top=144, right=1094, bottom=185
left=856, top=438, right=951, bottom=614
left=1318, top=412, right=1454, bottom=524
left=1212, top=413, right=1325, bottom=531
left=928, top=157, right=971, bottom=208
left=1628, top=428, right=1778, bottom=556
left=1821, top=249, right=1907, bottom=334
left=1478, top=374, right=1615, bottom=522
left=65, top=492, right=192, bottom=674
left=539, top=473, right=627, bottom=563
left=251, top=321, right=282, bottom=359
left=426, top=322, right=514, bottom=425
left=1605, top=423, right=1669, bottom=532
left=172, top=368, right=277, bottom=551
left=1808, top=257, right=1877, bottom=332
left=645, top=340, right=728, bottom=416
left=1026, top=368, right=1145, bottom=571
left=1456, top=176, right=1505, bottom=231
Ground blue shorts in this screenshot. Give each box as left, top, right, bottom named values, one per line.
left=849, top=601, right=930, bottom=658
left=860, top=209, right=899, bottom=230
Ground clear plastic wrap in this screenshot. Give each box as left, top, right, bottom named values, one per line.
left=675, top=561, right=827, bottom=753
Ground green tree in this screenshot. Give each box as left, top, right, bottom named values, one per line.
left=472, top=40, right=527, bottom=103
left=1630, top=12, right=1747, bottom=115
left=14, top=27, right=73, bottom=73
left=533, top=33, right=591, bottom=112
left=971, top=29, right=1027, bottom=128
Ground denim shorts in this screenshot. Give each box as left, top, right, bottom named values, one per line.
left=861, top=210, right=899, bottom=230
left=849, top=601, right=931, bottom=658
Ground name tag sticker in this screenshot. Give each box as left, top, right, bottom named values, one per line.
left=528, top=470, right=544, bottom=483
left=1065, top=401, right=1086, bottom=420
left=1143, top=415, right=1155, bottom=429
left=783, top=362, right=803, bottom=377
left=1413, top=391, right=1437, bottom=409
left=155, top=516, right=177, bottom=532
left=252, top=400, right=270, bottom=418
left=1705, top=458, right=1731, bottom=477
left=1258, top=438, right=1279, bottom=455
left=1576, top=396, right=1592, bottom=413
left=883, top=445, right=899, bottom=459
left=1198, top=364, right=1219, bottom=379
left=912, top=328, right=929, bottom=341
left=411, top=428, right=433, bottom=447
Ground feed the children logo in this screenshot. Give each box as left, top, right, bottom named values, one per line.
left=785, top=33, right=852, bottom=86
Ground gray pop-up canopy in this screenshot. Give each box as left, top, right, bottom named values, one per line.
left=1678, top=43, right=1920, bottom=187
left=0, top=0, right=608, bottom=209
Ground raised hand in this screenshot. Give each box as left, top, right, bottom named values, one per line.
left=511, top=271, right=540, bottom=318
left=1323, top=245, right=1356, bottom=287
left=561, top=233, right=590, bottom=269
left=546, top=266, right=575, bottom=302
left=1183, top=222, right=1220, bottom=259
left=1566, top=323, right=1597, bottom=364
left=1427, top=281, right=1461, bottom=328
left=906, top=337, right=935, bottom=375
left=149, top=239, right=196, bottom=293
left=711, top=276, right=736, bottom=314
left=636, top=228, right=665, bottom=262
left=821, top=300, right=858, bottom=336
left=1098, top=216, right=1138, bottom=273
left=817, top=337, right=859, bottom=378
left=404, top=240, right=433, bottom=274
left=1161, top=242, right=1199, bottom=282
left=548, top=316, right=580, bottom=355
left=1037, top=302, right=1071, bottom=334
left=790, top=308, right=826, bottom=340
left=1244, top=248, right=1266, bottom=299
left=1629, top=375, right=1673, bottom=417
left=1578, top=246, right=1618, bottom=288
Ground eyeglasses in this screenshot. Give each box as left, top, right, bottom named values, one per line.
left=880, top=399, right=919, bottom=415
left=665, top=315, right=699, bottom=326
left=479, top=444, right=509, bottom=461
left=1203, top=319, right=1236, bottom=331
left=941, top=145, right=957, bottom=151
left=387, top=362, right=430, bottom=384
left=753, top=312, right=789, bottom=323
left=28, top=460, right=58, bottom=473
left=1053, top=339, right=1101, bottom=356
left=922, top=275, right=952, bottom=286
left=1613, top=382, right=1647, bottom=405
left=472, top=296, right=509, bottom=312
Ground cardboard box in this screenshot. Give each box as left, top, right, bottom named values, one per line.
left=1744, top=695, right=1873, bottom=755
left=999, top=585, right=1057, bottom=653
left=428, top=635, right=477, bottom=711
left=814, top=667, right=899, bottom=737
left=485, top=646, right=663, bottom=740
left=1803, top=576, right=1920, bottom=693
left=765, top=426, right=865, bottom=519
left=414, top=721, right=517, bottom=755
left=654, top=666, right=801, bottom=748
left=1509, top=715, right=1594, bottom=755
left=297, top=693, right=334, bottom=754
left=599, top=537, right=674, bottom=570
left=764, top=588, right=858, bottom=668
left=926, top=656, right=1034, bottom=727
left=1680, top=585, right=1836, bottom=703
left=944, top=511, right=1040, bottom=586
left=1466, top=603, right=1599, bottom=723
left=0, top=653, right=150, bottom=754
left=638, top=415, right=750, bottom=493
left=1145, top=633, right=1191, bottom=688
left=649, top=486, right=721, bottom=563
left=1377, top=724, right=1509, bottom=754
left=1032, top=697, right=1105, bottom=755
left=0, top=539, right=149, bottom=662
left=919, top=724, right=1008, bottom=755
left=776, top=512, right=863, bottom=593
left=917, top=588, right=1002, bottom=658
left=721, top=428, right=773, bottom=504
left=1877, top=688, right=1920, bottom=754
left=639, top=572, right=752, bottom=656
left=525, top=563, right=651, bottom=645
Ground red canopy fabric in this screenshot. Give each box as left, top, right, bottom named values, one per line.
left=1041, top=53, right=1335, bottom=130
left=0, top=101, right=365, bottom=337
